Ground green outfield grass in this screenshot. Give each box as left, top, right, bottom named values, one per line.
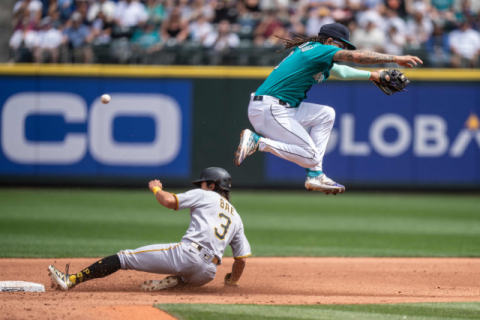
left=155, top=302, right=480, bottom=320
left=0, top=188, right=479, bottom=258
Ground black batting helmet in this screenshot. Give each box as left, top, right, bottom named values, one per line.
left=192, top=167, right=232, bottom=191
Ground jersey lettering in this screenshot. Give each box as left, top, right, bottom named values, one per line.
left=214, top=213, right=231, bottom=241
left=219, top=198, right=235, bottom=215
left=298, top=42, right=313, bottom=52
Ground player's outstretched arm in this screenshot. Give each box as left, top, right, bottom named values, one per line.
left=149, top=179, right=177, bottom=210
left=333, top=49, right=423, bottom=68
left=330, top=64, right=380, bottom=81
left=224, top=258, right=246, bottom=286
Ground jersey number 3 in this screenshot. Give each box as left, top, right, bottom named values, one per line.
left=214, top=213, right=231, bottom=241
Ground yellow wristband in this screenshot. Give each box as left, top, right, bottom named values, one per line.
left=152, top=187, right=161, bottom=195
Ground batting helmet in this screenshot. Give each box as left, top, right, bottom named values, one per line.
left=192, top=167, right=232, bottom=191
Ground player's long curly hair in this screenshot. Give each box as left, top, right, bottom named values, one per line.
left=276, top=33, right=328, bottom=53
left=207, top=182, right=230, bottom=201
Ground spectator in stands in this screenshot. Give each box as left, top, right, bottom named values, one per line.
left=145, top=0, right=165, bottom=25
left=257, top=24, right=288, bottom=47
left=92, top=11, right=113, bottom=45
left=76, top=0, right=90, bottom=25
left=63, top=11, right=94, bottom=63
left=406, top=8, right=433, bottom=48
left=131, top=22, right=162, bottom=53
left=33, top=17, right=63, bottom=63
left=57, top=0, right=75, bottom=22
left=190, top=0, right=215, bottom=21
left=13, top=10, right=38, bottom=32
left=449, top=21, right=480, bottom=67
left=404, top=0, right=430, bottom=15
left=9, top=18, right=38, bottom=62
left=356, top=8, right=385, bottom=30
left=288, top=14, right=306, bottom=36
left=254, top=10, right=282, bottom=42
left=426, top=22, right=450, bottom=67
left=161, top=6, right=189, bottom=44
left=455, top=0, right=478, bottom=27
left=351, top=19, right=386, bottom=52
left=87, top=0, right=117, bottom=24
left=114, top=0, right=148, bottom=27
left=384, top=0, right=407, bottom=17
left=213, top=0, right=238, bottom=24
left=241, top=0, right=262, bottom=17
left=177, top=0, right=194, bottom=21
left=384, top=8, right=407, bottom=36
left=190, top=14, right=214, bottom=42
left=384, top=24, right=406, bottom=55
left=204, top=19, right=240, bottom=51
left=306, top=7, right=335, bottom=37
left=260, top=0, right=288, bottom=11
left=45, top=0, right=61, bottom=28
left=13, top=0, right=43, bottom=24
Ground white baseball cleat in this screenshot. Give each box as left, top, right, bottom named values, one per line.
left=234, top=129, right=260, bottom=167
left=305, top=173, right=345, bottom=195
left=47, top=265, right=76, bottom=291
left=140, top=276, right=181, bottom=292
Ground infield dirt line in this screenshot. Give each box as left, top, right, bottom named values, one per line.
left=1, top=257, right=479, bottom=319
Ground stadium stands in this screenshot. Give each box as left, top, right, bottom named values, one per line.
left=5, top=0, right=480, bottom=66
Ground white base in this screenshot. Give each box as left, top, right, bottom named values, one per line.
left=0, top=281, right=45, bottom=292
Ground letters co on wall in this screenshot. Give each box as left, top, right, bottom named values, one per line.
left=267, top=82, right=480, bottom=185
left=0, top=77, right=192, bottom=177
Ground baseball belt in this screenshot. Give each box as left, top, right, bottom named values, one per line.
left=253, top=95, right=288, bottom=106
left=190, top=242, right=219, bottom=265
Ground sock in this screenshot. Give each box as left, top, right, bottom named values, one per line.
left=253, top=133, right=262, bottom=151
left=306, top=169, right=323, bottom=178
left=69, top=254, right=121, bottom=284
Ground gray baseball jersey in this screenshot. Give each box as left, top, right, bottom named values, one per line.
left=175, top=189, right=251, bottom=264
left=117, top=188, right=251, bottom=287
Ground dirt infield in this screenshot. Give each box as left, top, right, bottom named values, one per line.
left=1, top=257, right=479, bottom=320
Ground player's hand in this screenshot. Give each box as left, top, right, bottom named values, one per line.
left=393, top=55, right=423, bottom=68
left=149, top=180, right=163, bottom=191
left=224, top=273, right=239, bottom=287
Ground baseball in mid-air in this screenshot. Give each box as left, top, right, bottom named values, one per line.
left=101, top=94, right=111, bottom=104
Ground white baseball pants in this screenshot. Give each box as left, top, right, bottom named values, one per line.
left=117, top=242, right=217, bottom=287
left=248, top=94, right=335, bottom=172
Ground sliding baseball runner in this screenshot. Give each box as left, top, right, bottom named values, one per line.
left=48, top=167, right=251, bottom=291
left=234, top=23, right=419, bottom=195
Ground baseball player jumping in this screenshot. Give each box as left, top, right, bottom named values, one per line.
left=48, top=167, right=251, bottom=291
left=234, top=23, right=421, bottom=195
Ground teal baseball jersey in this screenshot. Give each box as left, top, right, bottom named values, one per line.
left=255, top=42, right=341, bottom=107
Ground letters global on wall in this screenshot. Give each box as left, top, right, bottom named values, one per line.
left=267, top=82, right=480, bottom=185
left=0, top=77, right=192, bottom=177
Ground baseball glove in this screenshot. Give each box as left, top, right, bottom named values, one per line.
left=224, top=273, right=239, bottom=287
left=372, top=69, right=410, bottom=96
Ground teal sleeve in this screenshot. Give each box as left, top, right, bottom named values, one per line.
left=330, top=64, right=371, bottom=80
left=308, top=44, right=341, bottom=68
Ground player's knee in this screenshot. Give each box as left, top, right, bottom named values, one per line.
left=323, top=106, right=335, bottom=122
left=301, top=151, right=321, bottom=168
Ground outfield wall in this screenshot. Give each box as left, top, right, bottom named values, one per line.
left=0, top=64, right=479, bottom=189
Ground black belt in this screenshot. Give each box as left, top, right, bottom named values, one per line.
left=190, top=242, right=219, bottom=264
left=253, top=95, right=287, bottom=106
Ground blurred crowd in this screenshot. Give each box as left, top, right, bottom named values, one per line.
left=8, top=0, right=480, bottom=67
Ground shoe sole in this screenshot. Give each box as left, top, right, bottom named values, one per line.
left=305, top=185, right=345, bottom=195
left=234, top=129, right=251, bottom=167
left=140, top=277, right=179, bottom=292
left=47, top=265, right=69, bottom=291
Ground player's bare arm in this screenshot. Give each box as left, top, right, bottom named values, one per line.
left=149, top=179, right=177, bottom=209
left=333, top=50, right=423, bottom=68
left=225, top=257, right=247, bottom=286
